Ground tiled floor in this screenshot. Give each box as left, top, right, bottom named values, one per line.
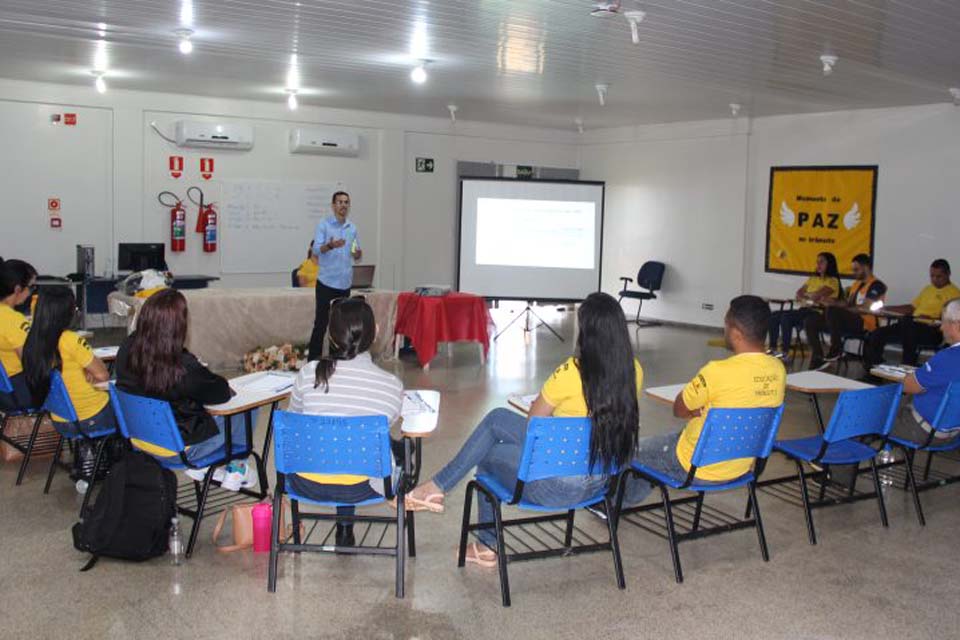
left=2, top=307, right=959, bottom=639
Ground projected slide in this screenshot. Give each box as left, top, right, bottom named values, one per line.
left=458, top=179, right=605, bottom=300
left=475, top=198, right=596, bottom=269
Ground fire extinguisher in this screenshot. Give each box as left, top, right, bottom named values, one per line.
left=188, top=186, right=217, bottom=252
left=158, top=191, right=187, bottom=252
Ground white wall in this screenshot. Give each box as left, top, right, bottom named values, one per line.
left=0, top=78, right=579, bottom=291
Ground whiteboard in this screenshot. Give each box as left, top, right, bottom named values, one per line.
left=219, top=180, right=341, bottom=274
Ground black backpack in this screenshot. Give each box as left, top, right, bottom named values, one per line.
left=72, top=450, right=179, bottom=570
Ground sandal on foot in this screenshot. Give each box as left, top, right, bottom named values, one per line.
left=461, top=542, right=498, bottom=568
left=405, top=493, right=445, bottom=513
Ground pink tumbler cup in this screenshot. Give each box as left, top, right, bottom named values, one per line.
left=252, top=503, right=272, bottom=553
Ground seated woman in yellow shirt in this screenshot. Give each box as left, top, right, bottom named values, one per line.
left=407, top=292, right=650, bottom=567
left=22, top=286, right=115, bottom=432
left=767, top=252, right=843, bottom=359
left=296, top=241, right=319, bottom=287
left=635, top=296, right=786, bottom=482
left=0, top=259, right=37, bottom=410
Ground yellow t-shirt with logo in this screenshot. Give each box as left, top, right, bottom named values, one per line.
left=676, top=352, right=786, bottom=481
left=0, top=304, right=29, bottom=377
left=297, top=258, right=318, bottom=286
left=912, top=283, right=960, bottom=321
left=54, top=331, right=109, bottom=422
left=540, top=356, right=644, bottom=416
left=803, top=276, right=840, bottom=299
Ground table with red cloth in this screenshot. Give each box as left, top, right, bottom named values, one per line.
left=394, top=292, right=492, bottom=368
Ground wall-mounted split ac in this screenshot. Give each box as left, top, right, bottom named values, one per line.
left=174, top=120, right=254, bottom=150
left=289, top=128, right=360, bottom=157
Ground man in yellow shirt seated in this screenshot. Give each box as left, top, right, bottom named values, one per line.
left=634, top=295, right=787, bottom=482
left=863, top=259, right=960, bottom=369
left=295, top=240, right=319, bottom=287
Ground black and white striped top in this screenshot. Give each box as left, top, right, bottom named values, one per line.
left=289, top=352, right=403, bottom=423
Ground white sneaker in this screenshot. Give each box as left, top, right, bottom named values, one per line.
left=220, top=460, right=257, bottom=492
left=184, top=466, right=226, bottom=483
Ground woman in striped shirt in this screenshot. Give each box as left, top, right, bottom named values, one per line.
left=288, top=297, right=404, bottom=547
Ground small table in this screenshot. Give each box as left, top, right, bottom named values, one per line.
left=785, top=371, right=872, bottom=431
left=394, top=292, right=491, bottom=369
left=869, top=365, right=916, bottom=383
left=644, top=384, right=687, bottom=406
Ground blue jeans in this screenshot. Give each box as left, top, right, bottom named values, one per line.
left=0, top=373, right=33, bottom=411
left=165, top=412, right=252, bottom=465
left=434, top=408, right=652, bottom=546
left=768, top=309, right=816, bottom=352
left=633, top=432, right=687, bottom=480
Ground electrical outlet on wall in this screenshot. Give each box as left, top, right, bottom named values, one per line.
left=701, top=303, right=714, bottom=311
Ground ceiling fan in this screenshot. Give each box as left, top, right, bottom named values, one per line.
left=589, top=1, right=646, bottom=43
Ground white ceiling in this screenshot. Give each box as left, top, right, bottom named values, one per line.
left=0, top=0, right=958, bottom=130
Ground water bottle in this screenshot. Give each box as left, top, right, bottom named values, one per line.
left=169, top=517, right=184, bottom=565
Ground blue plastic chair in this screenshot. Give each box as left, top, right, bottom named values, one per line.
left=773, top=384, right=902, bottom=545
left=619, top=405, right=785, bottom=583
left=267, top=410, right=410, bottom=597
left=887, top=381, right=960, bottom=526
left=458, top=417, right=625, bottom=607
left=40, top=370, right=119, bottom=516
left=109, top=384, right=266, bottom=558
left=0, top=360, right=49, bottom=485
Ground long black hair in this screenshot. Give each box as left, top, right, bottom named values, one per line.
left=314, top=297, right=375, bottom=392
left=817, top=252, right=842, bottom=299
left=0, top=259, right=37, bottom=300
left=22, top=286, right=76, bottom=404
left=576, top=292, right=639, bottom=472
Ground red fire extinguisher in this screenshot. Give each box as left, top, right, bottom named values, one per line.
left=158, top=191, right=187, bottom=252
left=188, top=186, right=217, bottom=253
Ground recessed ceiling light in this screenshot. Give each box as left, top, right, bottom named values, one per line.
left=92, top=71, right=107, bottom=93
left=729, top=103, right=741, bottom=117
left=287, top=90, right=298, bottom=110
left=175, top=29, right=194, bottom=54
left=595, top=83, right=609, bottom=106
left=411, top=63, right=428, bottom=84
left=447, top=104, right=457, bottom=122
left=575, top=117, right=584, bottom=134
left=624, top=10, right=645, bottom=44
left=820, top=54, right=838, bottom=76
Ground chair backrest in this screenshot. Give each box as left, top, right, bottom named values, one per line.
left=291, top=267, right=300, bottom=288
left=517, top=417, right=614, bottom=483
left=823, top=384, right=902, bottom=443
left=43, top=370, right=79, bottom=423
left=0, top=359, right=13, bottom=395
left=637, top=261, right=666, bottom=292
left=109, top=384, right=185, bottom=453
left=931, top=381, right=960, bottom=432
left=690, top=405, right=785, bottom=469
left=272, top=410, right=392, bottom=479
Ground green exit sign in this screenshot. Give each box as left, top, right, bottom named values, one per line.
left=516, top=165, right=534, bottom=179
left=415, top=157, right=435, bottom=173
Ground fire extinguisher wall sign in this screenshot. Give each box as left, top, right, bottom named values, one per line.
left=200, top=157, right=214, bottom=180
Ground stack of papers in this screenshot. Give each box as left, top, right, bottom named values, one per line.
left=241, top=372, right=296, bottom=394
left=874, top=364, right=917, bottom=378
left=402, top=390, right=440, bottom=433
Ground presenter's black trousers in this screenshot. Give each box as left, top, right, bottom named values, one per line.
left=863, top=318, right=942, bottom=368
left=309, top=281, right=350, bottom=361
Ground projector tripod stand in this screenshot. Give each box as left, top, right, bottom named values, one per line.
left=493, top=301, right=564, bottom=343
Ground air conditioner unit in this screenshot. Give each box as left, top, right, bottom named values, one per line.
left=174, top=120, right=254, bottom=150
left=289, top=128, right=360, bottom=157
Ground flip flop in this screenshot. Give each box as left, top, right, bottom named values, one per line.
left=405, top=493, right=445, bottom=514
left=461, top=542, right=498, bottom=568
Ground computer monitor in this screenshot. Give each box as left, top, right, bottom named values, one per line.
left=118, top=243, right=167, bottom=272
left=352, top=264, right=375, bottom=289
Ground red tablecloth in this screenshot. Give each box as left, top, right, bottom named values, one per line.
left=394, top=292, right=492, bottom=366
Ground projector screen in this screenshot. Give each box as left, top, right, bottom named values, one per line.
left=458, top=178, right=605, bottom=300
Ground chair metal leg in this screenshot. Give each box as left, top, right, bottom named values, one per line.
left=15, top=414, right=44, bottom=486
left=564, top=509, right=575, bottom=547
left=902, top=448, right=925, bottom=526
left=492, top=500, right=511, bottom=607
left=922, top=452, right=934, bottom=482
left=604, top=496, right=626, bottom=590
left=748, top=482, right=770, bottom=562
left=456, top=481, right=475, bottom=568
left=291, top=500, right=301, bottom=545
left=817, top=464, right=828, bottom=502
left=869, top=457, right=888, bottom=528
left=43, top=434, right=65, bottom=494
left=407, top=510, right=417, bottom=558
left=78, top=437, right=109, bottom=517
left=267, top=488, right=283, bottom=593
left=659, top=485, right=683, bottom=584
left=796, top=461, right=817, bottom=545
left=251, top=451, right=269, bottom=498
left=395, top=490, right=406, bottom=599
left=691, top=493, right=704, bottom=532
left=186, top=467, right=215, bottom=558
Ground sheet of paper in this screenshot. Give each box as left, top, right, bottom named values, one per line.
left=93, top=346, right=119, bottom=359
left=239, top=371, right=296, bottom=393
left=402, top=390, right=440, bottom=433
left=507, top=392, right=537, bottom=413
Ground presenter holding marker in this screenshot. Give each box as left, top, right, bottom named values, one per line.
left=308, top=190, right=362, bottom=361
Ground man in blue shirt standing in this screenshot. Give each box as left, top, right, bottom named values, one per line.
left=897, top=297, right=960, bottom=444
left=308, top=190, right=361, bottom=360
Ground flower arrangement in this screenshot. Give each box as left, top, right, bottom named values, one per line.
left=243, top=343, right=308, bottom=373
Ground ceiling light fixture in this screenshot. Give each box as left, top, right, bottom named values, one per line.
left=447, top=104, right=458, bottom=123
left=624, top=10, right=645, bottom=45
left=175, top=28, right=194, bottom=54
left=92, top=71, right=107, bottom=93
left=575, top=117, right=584, bottom=134
left=411, top=62, right=428, bottom=84
left=180, top=0, right=194, bottom=27
left=950, top=87, right=960, bottom=106
left=820, top=54, right=838, bottom=76
left=595, top=83, right=609, bottom=107
left=286, top=53, right=300, bottom=92
left=590, top=1, right=622, bottom=18
left=729, top=103, right=741, bottom=117
left=286, top=90, right=298, bottom=110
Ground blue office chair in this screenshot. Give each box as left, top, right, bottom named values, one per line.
left=458, top=417, right=625, bottom=607
left=0, top=361, right=50, bottom=486
left=887, top=381, right=960, bottom=526
left=773, top=384, right=902, bottom=545
left=618, top=405, right=785, bottom=583
left=109, top=384, right=267, bottom=558
left=618, top=261, right=666, bottom=326
left=268, top=411, right=411, bottom=598
left=40, top=370, right=120, bottom=516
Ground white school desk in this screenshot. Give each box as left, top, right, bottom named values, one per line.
left=870, top=365, right=916, bottom=383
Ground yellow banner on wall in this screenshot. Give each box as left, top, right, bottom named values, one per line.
left=765, top=166, right=877, bottom=277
